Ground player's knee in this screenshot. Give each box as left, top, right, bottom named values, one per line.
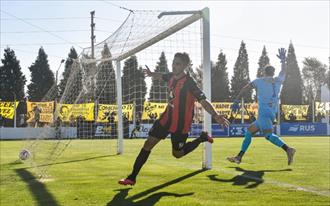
left=264, top=133, right=272, bottom=141
left=172, top=150, right=184, bottom=158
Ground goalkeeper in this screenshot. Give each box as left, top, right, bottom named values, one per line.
left=119, top=52, right=230, bottom=186
left=227, top=48, right=296, bottom=165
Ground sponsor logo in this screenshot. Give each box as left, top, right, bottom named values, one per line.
left=287, top=124, right=315, bottom=132
left=95, top=125, right=112, bottom=136
left=230, top=126, right=246, bottom=136
left=288, top=125, right=299, bottom=132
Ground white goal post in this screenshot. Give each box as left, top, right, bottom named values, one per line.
left=81, top=7, right=212, bottom=169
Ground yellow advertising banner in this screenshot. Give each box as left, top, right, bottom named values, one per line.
left=27, top=101, right=54, bottom=123
left=97, top=104, right=133, bottom=122
left=315, top=102, right=330, bottom=116
left=211, top=102, right=258, bottom=119
left=142, top=102, right=167, bottom=120
left=57, top=103, right=94, bottom=122
left=0, top=102, right=19, bottom=119
left=281, top=105, right=309, bottom=121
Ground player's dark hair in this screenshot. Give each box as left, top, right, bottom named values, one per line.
left=264, top=65, right=275, bottom=76
left=174, top=52, right=190, bottom=66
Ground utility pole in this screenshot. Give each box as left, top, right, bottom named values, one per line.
left=90, top=10, right=95, bottom=59
left=90, top=10, right=98, bottom=128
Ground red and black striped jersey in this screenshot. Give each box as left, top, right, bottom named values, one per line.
left=159, top=73, right=206, bottom=134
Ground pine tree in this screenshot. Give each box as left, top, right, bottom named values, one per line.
left=96, top=43, right=116, bottom=104
left=0, top=47, right=26, bottom=101
left=58, top=47, right=78, bottom=98
left=280, top=42, right=303, bottom=104
left=149, top=52, right=169, bottom=102
left=27, top=47, right=55, bottom=101
left=211, top=51, right=231, bottom=102
left=302, top=57, right=327, bottom=103
left=122, top=56, right=146, bottom=114
left=230, top=41, right=252, bottom=102
left=256, top=46, right=270, bottom=78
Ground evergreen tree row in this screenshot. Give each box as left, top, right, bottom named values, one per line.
left=1, top=42, right=329, bottom=107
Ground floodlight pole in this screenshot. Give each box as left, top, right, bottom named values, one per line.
left=55, top=59, right=65, bottom=86
left=90, top=11, right=95, bottom=59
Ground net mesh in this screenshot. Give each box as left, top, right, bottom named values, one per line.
left=21, top=9, right=206, bottom=177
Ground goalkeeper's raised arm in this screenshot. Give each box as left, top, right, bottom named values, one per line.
left=276, top=48, right=287, bottom=82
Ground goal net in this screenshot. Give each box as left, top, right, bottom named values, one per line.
left=22, top=7, right=213, bottom=176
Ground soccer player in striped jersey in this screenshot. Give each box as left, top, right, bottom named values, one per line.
left=227, top=48, right=296, bottom=165
left=119, top=52, right=230, bottom=186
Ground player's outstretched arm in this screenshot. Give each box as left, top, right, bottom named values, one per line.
left=143, top=65, right=164, bottom=80
left=276, top=48, right=287, bottom=80
left=231, top=83, right=253, bottom=113
left=233, top=83, right=253, bottom=103
left=200, top=99, right=230, bottom=127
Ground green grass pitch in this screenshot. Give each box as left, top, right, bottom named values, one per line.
left=1, top=137, right=329, bottom=206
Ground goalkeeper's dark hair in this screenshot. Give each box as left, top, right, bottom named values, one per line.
left=174, top=52, right=191, bottom=67
left=264, top=65, right=275, bottom=76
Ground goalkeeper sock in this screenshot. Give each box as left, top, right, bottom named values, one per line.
left=240, top=131, right=253, bottom=153
left=128, top=148, right=150, bottom=181
left=265, top=133, right=285, bottom=148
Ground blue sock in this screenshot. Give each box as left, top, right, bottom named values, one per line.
left=265, top=133, right=285, bottom=148
left=240, top=131, right=253, bottom=152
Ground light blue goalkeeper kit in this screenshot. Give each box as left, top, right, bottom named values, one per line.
left=240, top=70, right=286, bottom=152
left=251, top=70, right=285, bottom=130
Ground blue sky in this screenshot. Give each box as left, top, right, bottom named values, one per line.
left=1, top=1, right=329, bottom=85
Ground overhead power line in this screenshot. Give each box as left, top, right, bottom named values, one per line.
left=0, top=10, right=84, bottom=49
left=0, top=17, right=89, bottom=21
left=1, top=30, right=90, bottom=34
left=0, top=47, right=67, bottom=60
left=101, top=0, right=134, bottom=13
left=212, top=33, right=329, bottom=50
left=1, top=42, right=90, bottom=46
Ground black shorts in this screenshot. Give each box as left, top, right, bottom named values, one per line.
left=148, top=120, right=188, bottom=151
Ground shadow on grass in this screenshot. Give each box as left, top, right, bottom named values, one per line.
left=107, top=169, right=206, bottom=206
left=208, top=167, right=292, bottom=189
left=24, top=154, right=117, bottom=169
left=15, top=168, right=59, bottom=206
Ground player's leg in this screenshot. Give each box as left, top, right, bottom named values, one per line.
left=119, top=121, right=168, bottom=185
left=227, top=123, right=259, bottom=164
left=171, top=131, right=213, bottom=159
left=261, top=118, right=296, bottom=165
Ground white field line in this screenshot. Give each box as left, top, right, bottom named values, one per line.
left=217, top=168, right=330, bottom=197
left=153, top=160, right=330, bottom=197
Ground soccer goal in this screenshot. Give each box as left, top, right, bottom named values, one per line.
left=77, top=7, right=213, bottom=169
left=21, top=7, right=213, bottom=175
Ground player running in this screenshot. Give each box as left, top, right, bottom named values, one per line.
left=227, top=48, right=296, bottom=165
left=119, top=52, right=230, bottom=186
